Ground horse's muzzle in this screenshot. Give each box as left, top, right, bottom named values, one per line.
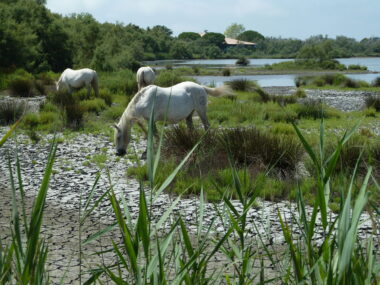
left=116, top=149, right=126, bottom=156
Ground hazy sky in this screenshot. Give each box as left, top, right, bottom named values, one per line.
left=46, top=0, right=379, bottom=40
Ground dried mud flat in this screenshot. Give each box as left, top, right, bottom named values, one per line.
left=1, top=87, right=380, bottom=283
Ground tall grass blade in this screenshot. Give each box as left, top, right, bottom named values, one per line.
left=0, top=118, right=22, bottom=147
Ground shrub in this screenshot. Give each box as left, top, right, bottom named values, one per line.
left=255, top=87, right=270, bottom=102
left=81, top=98, right=107, bottom=114
left=101, top=105, right=125, bottom=121
left=219, top=127, right=303, bottom=172
left=35, top=71, right=57, bottom=85
left=0, top=100, right=25, bottom=125
left=226, top=79, right=251, bottom=91
left=363, top=107, right=377, bottom=117
left=296, top=99, right=340, bottom=119
left=22, top=112, right=41, bottom=142
left=266, top=108, right=298, bottom=123
left=34, top=80, right=46, bottom=95
left=365, top=94, right=380, bottom=111
left=192, top=66, right=200, bottom=75
left=222, top=68, right=231, bottom=76
left=41, top=102, right=60, bottom=113
left=155, top=70, right=193, bottom=87
left=348, top=64, right=367, bottom=71
left=99, top=88, right=113, bottom=106
left=38, top=111, right=62, bottom=131
left=50, top=90, right=75, bottom=108
left=65, top=104, right=86, bottom=129
left=235, top=57, right=250, bottom=66
left=342, top=78, right=359, bottom=88
left=164, top=126, right=304, bottom=173
left=125, top=77, right=138, bottom=95
left=372, top=77, right=380, bottom=87
left=293, top=88, right=307, bottom=98
left=9, top=78, right=35, bottom=97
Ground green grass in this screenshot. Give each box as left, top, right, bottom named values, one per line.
left=1, top=92, right=380, bottom=283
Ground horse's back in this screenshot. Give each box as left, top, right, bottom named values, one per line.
left=60, top=68, right=96, bottom=88
left=134, top=82, right=206, bottom=121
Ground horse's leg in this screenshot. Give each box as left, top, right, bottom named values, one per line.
left=196, top=108, right=210, bottom=130
left=186, top=111, right=194, bottom=130
left=86, top=83, right=91, bottom=98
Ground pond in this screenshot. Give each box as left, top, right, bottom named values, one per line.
left=146, top=57, right=380, bottom=87
left=147, top=57, right=380, bottom=72
left=193, top=73, right=380, bottom=87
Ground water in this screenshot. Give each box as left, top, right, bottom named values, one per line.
left=179, top=58, right=292, bottom=67
left=194, top=73, right=380, bottom=87
left=337, top=57, right=380, bottom=72
left=146, top=57, right=380, bottom=87
left=148, top=57, right=380, bottom=72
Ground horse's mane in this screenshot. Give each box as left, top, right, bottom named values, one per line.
left=118, top=85, right=155, bottom=130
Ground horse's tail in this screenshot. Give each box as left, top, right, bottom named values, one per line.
left=203, top=85, right=234, bottom=97
left=91, top=71, right=99, bottom=97
left=137, top=69, right=147, bottom=90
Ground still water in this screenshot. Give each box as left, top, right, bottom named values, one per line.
left=176, top=57, right=380, bottom=72
left=193, top=73, right=380, bottom=87
left=147, top=57, right=380, bottom=87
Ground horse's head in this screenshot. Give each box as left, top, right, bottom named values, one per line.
left=55, top=81, right=60, bottom=91
left=113, top=123, right=130, bottom=156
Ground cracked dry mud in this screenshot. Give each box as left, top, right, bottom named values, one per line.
left=1, top=85, right=380, bottom=283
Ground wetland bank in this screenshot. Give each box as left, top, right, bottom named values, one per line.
left=1, top=0, right=380, bottom=283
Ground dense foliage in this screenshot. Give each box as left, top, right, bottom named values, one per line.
left=1, top=1, right=380, bottom=74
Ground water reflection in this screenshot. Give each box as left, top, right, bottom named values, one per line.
left=194, top=73, right=380, bottom=87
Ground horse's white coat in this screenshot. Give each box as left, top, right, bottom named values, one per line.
left=136, top=66, right=155, bottom=90
left=56, top=68, right=99, bottom=96
left=114, top=81, right=231, bottom=155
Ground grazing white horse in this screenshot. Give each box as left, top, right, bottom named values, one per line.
left=56, top=68, right=99, bottom=97
left=136, top=66, right=155, bottom=90
left=113, top=81, right=232, bottom=156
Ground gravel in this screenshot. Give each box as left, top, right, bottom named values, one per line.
left=1, top=87, right=379, bottom=282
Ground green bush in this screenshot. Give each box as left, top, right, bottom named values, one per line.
left=35, top=71, right=58, bottom=85
left=98, top=88, right=113, bottom=106
left=22, top=113, right=40, bottom=129
left=222, top=68, right=231, bottom=76
left=38, top=111, right=62, bottom=131
left=34, top=79, right=46, bottom=95
left=163, top=126, right=303, bottom=174
left=101, top=105, right=125, bottom=121
left=348, top=64, right=367, bottom=71
left=295, top=100, right=340, bottom=119
left=9, top=78, right=35, bottom=97
left=226, top=79, right=255, bottom=91
left=365, top=94, right=380, bottom=111
left=155, top=70, right=193, bottom=87
left=65, top=104, right=86, bottom=129
left=0, top=100, right=25, bottom=125
left=293, top=88, right=307, bottom=98
left=235, top=56, right=250, bottom=66
left=81, top=98, right=107, bottom=114
left=50, top=90, right=75, bottom=108
left=372, top=77, right=380, bottom=87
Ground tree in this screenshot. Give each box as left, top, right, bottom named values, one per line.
left=202, top=32, right=225, bottom=48
left=237, top=30, right=264, bottom=43
left=178, top=32, right=201, bottom=41
left=224, top=23, right=245, bottom=39
left=169, top=41, right=191, bottom=59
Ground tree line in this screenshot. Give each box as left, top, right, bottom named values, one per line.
left=1, top=0, right=380, bottom=73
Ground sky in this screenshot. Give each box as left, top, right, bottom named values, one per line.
left=46, top=0, right=380, bottom=40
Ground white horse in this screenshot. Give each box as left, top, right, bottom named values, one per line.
left=113, top=81, right=232, bottom=156
left=56, top=68, right=99, bottom=97
left=136, top=66, right=155, bottom=90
